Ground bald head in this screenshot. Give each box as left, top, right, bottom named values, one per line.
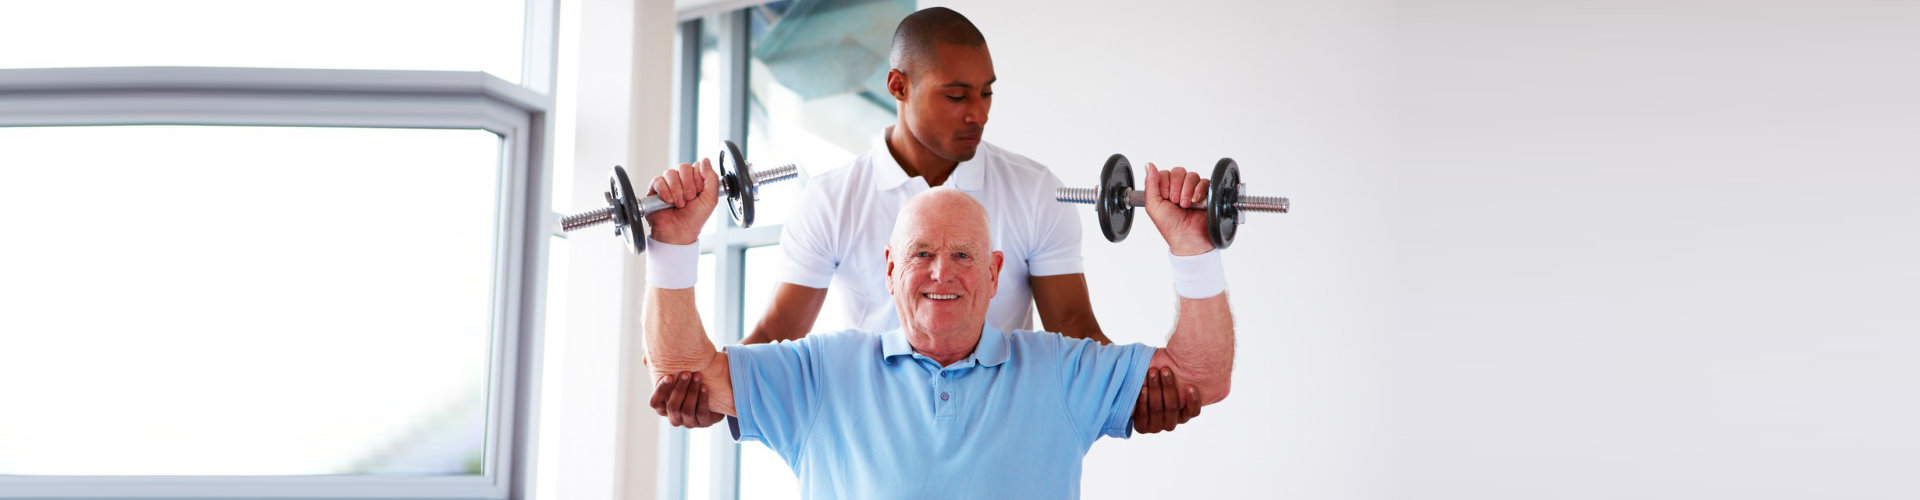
left=888, top=7, right=988, bottom=77
left=890, top=186, right=990, bottom=251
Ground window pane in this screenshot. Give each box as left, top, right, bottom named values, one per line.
left=746, top=2, right=902, bottom=227
left=0, top=0, right=526, bottom=83
left=695, top=16, right=726, bottom=238
left=0, top=125, right=502, bottom=476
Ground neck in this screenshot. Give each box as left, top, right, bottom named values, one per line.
left=904, top=324, right=984, bottom=367
left=886, top=123, right=959, bottom=186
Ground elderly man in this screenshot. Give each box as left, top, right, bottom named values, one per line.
left=640, top=158, right=1235, bottom=498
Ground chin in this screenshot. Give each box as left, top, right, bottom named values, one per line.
left=940, top=145, right=979, bottom=163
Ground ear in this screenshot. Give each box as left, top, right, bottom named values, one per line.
left=887, top=69, right=909, bottom=102
left=884, top=247, right=896, bottom=295
left=987, top=250, right=1004, bottom=295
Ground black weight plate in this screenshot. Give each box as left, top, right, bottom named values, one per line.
left=610, top=165, right=647, bottom=255
left=1098, top=154, right=1135, bottom=243
left=719, top=139, right=755, bottom=228
left=1207, top=158, right=1239, bottom=249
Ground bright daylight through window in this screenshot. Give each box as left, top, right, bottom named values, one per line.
left=0, top=126, right=500, bottom=476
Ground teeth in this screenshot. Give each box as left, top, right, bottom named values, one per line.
left=924, top=293, right=959, bottom=300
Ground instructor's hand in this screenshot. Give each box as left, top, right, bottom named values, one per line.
left=645, top=158, right=720, bottom=245
left=650, top=371, right=725, bottom=428
left=1133, top=367, right=1202, bottom=434
left=1142, top=163, right=1214, bottom=256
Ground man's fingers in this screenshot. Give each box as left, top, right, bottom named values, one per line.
left=1175, top=171, right=1190, bottom=207
left=1158, top=368, right=1178, bottom=420
left=660, top=168, right=686, bottom=208
left=1168, top=167, right=1188, bottom=208
left=679, top=373, right=703, bottom=417
left=1143, top=370, right=1163, bottom=432
left=1143, top=163, right=1160, bottom=203
left=1193, top=178, right=1210, bottom=206
left=1180, top=385, right=1202, bottom=424
left=700, top=158, right=720, bottom=200
left=649, top=375, right=673, bottom=417
left=664, top=373, right=690, bottom=426
left=697, top=385, right=719, bottom=426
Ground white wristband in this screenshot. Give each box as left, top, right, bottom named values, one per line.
left=1169, top=249, right=1227, bottom=299
left=645, top=237, right=701, bottom=289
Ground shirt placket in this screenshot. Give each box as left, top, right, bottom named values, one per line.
left=933, top=367, right=959, bottom=423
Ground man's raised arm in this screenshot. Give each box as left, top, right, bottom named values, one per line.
left=639, top=159, right=736, bottom=417
left=1141, top=163, right=1236, bottom=407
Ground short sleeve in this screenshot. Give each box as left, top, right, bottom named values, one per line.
left=1024, top=170, right=1086, bottom=277
left=725, top=340, right=822, bottom=462
left=1058, top=339, right=1156, bottom=444
left=776, top=179, right=842, bottom=288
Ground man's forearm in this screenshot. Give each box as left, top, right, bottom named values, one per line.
left=642, top=286, right=722, bottom=378
left=643, top=285, right=738, bottom=416
left=1165, top=292, right=1233, bottom=405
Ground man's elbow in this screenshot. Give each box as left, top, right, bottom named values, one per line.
left=1198, top=374, right=1231, bottom=406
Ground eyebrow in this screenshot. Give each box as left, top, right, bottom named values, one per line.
left=906, top=242, right=981, bottom=253
left=941, top=77, right=998, bottom=89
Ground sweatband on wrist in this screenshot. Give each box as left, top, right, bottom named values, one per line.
left=1169, top=249, right=1227, bottom=299
left=645, top=237, right=701, bottom=289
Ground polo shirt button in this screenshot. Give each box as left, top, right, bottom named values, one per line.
left=940, top=392, right=950, bottom=401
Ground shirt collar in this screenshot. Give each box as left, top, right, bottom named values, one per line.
left=879, top=324, right=1011, bottom=368
left=868, top=126, right=987, bottom=193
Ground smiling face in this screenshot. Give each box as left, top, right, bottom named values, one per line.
left=885, top=188, right=1002, bottom=360
left=893, top=42, right=995, bottom=163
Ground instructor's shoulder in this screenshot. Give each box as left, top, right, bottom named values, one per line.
left=982, top=142, right=1059, bottom=181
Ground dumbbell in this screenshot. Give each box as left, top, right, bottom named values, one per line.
left=1055, top=154, right=1289, bottom=249
left=560, top=140, right=799, bottom=254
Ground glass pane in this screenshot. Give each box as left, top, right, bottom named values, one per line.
left=744, top=244, right=849, bottom=335
left=746, top=2, right=903, bottom=227
left=0, top=125, right=502, bottom=476
left=696, top=16, right=725, bottom=239
left=0, top=0, right=526, bottom=84
left=740, top=444, right=801, bottom=500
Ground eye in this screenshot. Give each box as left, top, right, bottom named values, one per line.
left=945, top=95, right=965, bottom=102
left=915, top=251, right=932, bottom=258
left=981, top=91, right=993, bottom=98
left=955, top=252, right=970, bottom=260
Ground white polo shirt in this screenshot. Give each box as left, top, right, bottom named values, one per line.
left=777, top=127, right=1086, bottom=333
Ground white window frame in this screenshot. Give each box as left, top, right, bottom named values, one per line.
left=661, top=5, right=811, bottom=499
left=0, top=2, right=559, bottom=498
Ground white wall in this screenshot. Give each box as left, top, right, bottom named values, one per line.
left=937, top=0, right=1920, bottom=499
left=1385, top=1, right=1920, bottom=499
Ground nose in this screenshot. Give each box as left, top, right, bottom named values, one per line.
left=927, top=255, right=954, bottom=282
left=964, top=99, right=986, bottom=127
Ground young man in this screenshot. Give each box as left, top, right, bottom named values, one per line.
left=651, top=7, right=1202, bottom=434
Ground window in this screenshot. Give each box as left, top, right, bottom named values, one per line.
left=0, top=2, right=557, bottom=498
left=0, top=0, right=528, bottom=84
left=663, top=1, right=901, bottom=498
left=0, top=126, right=498, bottom=477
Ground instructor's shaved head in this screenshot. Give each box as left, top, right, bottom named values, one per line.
left=888, top=7, right=988, bottom=77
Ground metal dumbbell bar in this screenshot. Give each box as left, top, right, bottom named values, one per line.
left=561, top=140, right=798, bottom=254
left=1056, top=154, right=1288, bottom=249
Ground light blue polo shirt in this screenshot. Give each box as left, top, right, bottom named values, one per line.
left=725, top=326, right=1156, bottom=499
